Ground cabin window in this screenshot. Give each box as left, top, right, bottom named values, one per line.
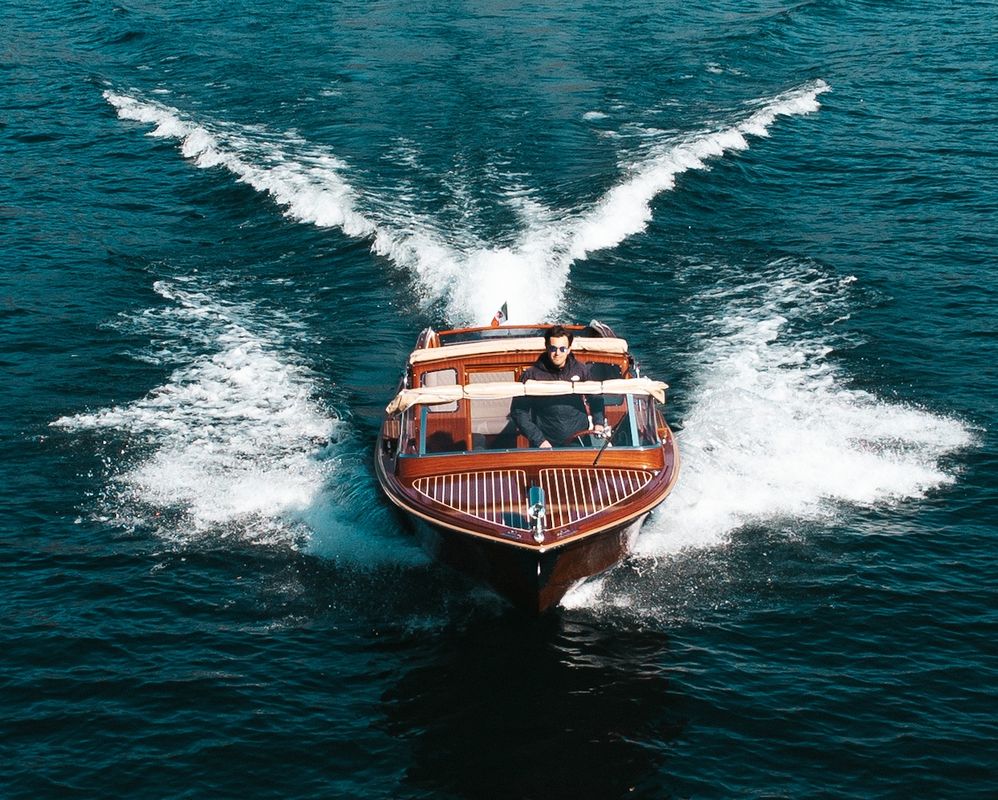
left=603, top=395, right=660, bottom=447
left=587, top=361, right=624, bottom=407
left=631, top=396, right=661, bottom=446
left=400, top=409, right=418, bottom=455
left=421, top=368, right=458, bottom=412
left=420, top=401, right=468, bottom=454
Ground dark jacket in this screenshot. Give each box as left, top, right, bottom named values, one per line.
left=509, top=353, right=605, bottom=447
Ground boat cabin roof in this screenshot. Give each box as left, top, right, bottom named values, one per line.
left=435, top=322, right=611, bottom=344
left=409, top=335, right=629, bottom=366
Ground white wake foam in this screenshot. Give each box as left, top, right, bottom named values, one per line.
left=105, top=92, right=375, bottom=238
left=640, top=263, right=972, bottom=556
left=568, top=82, right=830, bottom=259
left=54, top=280, right=425, bottom=564
left=104, top=81, right=830, bottom=326
left=561, top=261, right=975, bottom=612
left=53, top=281, right=340, bottom=547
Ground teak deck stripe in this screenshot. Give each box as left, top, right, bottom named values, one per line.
left=413, top=468, right=653, bottom=531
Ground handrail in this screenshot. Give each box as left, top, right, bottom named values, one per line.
left=386, top=377, right=668, bottom=413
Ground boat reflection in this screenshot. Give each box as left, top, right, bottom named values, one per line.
left=380, top=613, right=686, bottom=798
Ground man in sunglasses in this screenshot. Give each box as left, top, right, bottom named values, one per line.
left=510, top=325, right=607, bottom=448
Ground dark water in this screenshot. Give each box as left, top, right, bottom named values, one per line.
left=3, top=1, right=996, bottom=797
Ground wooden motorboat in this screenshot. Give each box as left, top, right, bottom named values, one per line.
left=375, top=321, right=680, bottom=613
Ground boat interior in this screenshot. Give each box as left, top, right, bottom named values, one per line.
left=384, top=324, right=665, bottom=459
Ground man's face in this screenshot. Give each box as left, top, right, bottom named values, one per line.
left=547, top=335, right=571, bottom=369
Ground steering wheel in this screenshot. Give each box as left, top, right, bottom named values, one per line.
left=561, top=428, right=603, bottom=446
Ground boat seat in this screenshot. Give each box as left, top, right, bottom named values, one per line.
left=469, top=370, right=517, bottom=449
left=425, top=430, right=466, bottom=453
left=472, top=420, right=520, bottom=451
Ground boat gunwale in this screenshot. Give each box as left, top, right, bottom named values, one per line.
left=375, top=434, right=681, bottom=553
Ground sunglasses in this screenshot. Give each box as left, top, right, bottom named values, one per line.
left=547, top=345, right=569, bottom=353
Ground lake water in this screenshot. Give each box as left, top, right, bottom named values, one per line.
left=2, top=2, right=995, bottom=797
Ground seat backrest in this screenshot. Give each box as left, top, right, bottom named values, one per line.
left=468, top=370, right=516, bottom=436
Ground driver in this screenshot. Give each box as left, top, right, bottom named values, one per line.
left=510, top=325, right=606, bottom=448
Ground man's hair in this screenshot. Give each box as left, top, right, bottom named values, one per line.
left=544, top=325, right=574, bottom=347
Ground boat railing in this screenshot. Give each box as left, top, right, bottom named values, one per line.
left=386, top=377, right=667, bottom=414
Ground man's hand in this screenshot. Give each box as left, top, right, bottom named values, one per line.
left=593, top=424, right=610, bottom=438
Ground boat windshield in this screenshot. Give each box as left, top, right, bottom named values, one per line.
left=436, top=324, right=608, bottom=346
left=403, top=393, right=661, bottom=456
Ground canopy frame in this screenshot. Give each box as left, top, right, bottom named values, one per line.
left=386, top=377, right=668, bottom=414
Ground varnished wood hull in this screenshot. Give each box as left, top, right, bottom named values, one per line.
left=414, top=512, right=646, bottom=614
left=375, top=440, right=675, bottom=613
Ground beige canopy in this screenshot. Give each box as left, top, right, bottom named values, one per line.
left=408, top=336, right=629, bottom=365
left=386, top=377, right=668, bottom=414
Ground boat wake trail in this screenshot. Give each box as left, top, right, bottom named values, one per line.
left=563, top=259, right=975, bottom=613
left=51, top=280, right=416, bottom=562
left=104, top=81, right=829, bottom=325
left=566, top=83, right=830, bottom=259
left=104, top=93, right=376, bottom=238
left=643, top=263, right=973, bottom=551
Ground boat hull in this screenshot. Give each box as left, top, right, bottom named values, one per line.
left=373, top=320, right=680, bottom=613
left=374, top=439, right=671, bottom=613
left=413, top=512, right=646, bottom=613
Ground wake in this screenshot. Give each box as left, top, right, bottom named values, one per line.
left=636, top=261, right=974, bottom=557
left=52, top=281, right=337, bottom=545
left=51, top=280, right=420, bottom=563
left=561, top=259, right=976, bottom=613
left=104, top=81, right=830, bottom=325
left=80, top=84, right=979, bottom=596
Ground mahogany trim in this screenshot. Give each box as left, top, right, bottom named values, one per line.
left=396, top=445, right=666, bottom=480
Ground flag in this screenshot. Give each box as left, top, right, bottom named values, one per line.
left=490, top=301, right=508, bottom=328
